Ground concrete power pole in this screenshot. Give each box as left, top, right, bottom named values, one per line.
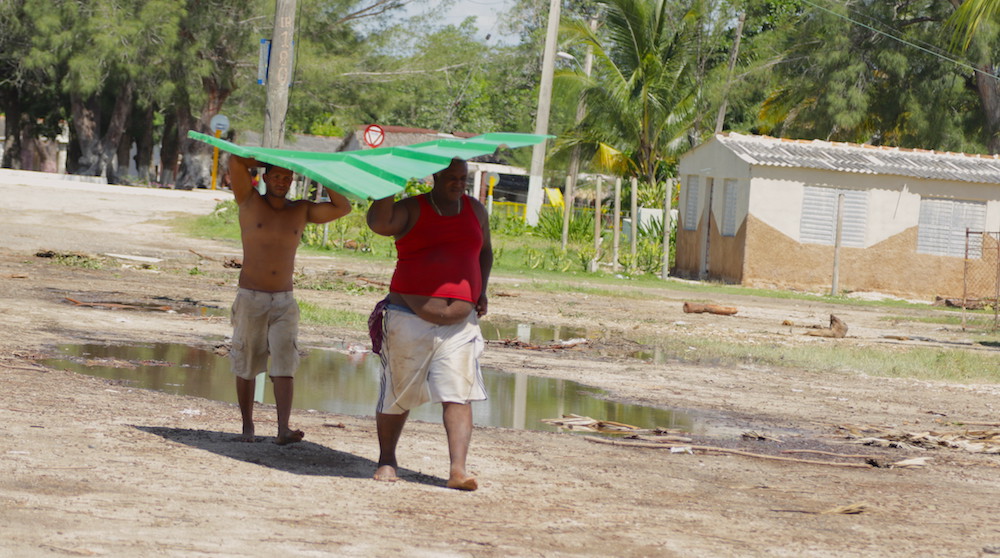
left=262, top=0, right=297, bottom=149
left=525, top=0, right=561, bottom=226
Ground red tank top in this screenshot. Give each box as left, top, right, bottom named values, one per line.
left=389, top=194, right=484, bottom=302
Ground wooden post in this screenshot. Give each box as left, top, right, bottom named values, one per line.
left=661, top=179, right=671, bottom=280
left=630, top=176, right=638, bottom=263
left=561, top=174, right=572, bottom=250
left=612, top=177, right=621, bottom=272
left=590, top=176, right=602, bottom=272
left=831, top=193, right=844, bottom=295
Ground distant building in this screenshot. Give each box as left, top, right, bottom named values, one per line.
left=676, top=133, right=1000, bottom=299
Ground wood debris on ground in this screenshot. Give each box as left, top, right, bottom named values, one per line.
left=541, top=414, right=651, bottom=433
left=489, top=338, right=588, bottom=350
left=64, top=297, right=173, bottom=312
left=584, top=436, right=876, bottom=469
left=773, top=502, right=873, bottom=515
left=839, top=424, right=1000, bottom=454
left=682, top=302, right=738, bottom=315
left=805, top=314, right=848, bottom=338
left=742, top=430, right=784, bottom=443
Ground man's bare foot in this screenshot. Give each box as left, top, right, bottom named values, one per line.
left=374, top=464, right=399, bottom=482
left=447, top=475, right=478, bottom=491
left=275, top=429, right=304, bottom=446
left=234, top=433, right=259, bottom=443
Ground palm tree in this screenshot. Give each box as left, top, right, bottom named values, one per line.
left=558, top=0, right=701, bottom=190
left=948, top=0, right=1000, bottom=153
left=949, top=0, right=1000, bottom=49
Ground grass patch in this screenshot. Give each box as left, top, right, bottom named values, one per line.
left=36, top=250, right=106, bottom=269
left=650, top=335, right=1000, bottom=384
left=297, top=300, right=367, bottom=328
left=880, top=312, right=999, bottom=329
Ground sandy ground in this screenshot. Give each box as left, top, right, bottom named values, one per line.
left=1, top=169, right=999, bottom=557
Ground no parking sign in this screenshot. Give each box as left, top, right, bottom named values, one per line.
left=363, top=124, right=385, bottom=148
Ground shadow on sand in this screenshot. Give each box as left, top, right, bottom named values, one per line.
left=133, top=425, right=446, bottom=488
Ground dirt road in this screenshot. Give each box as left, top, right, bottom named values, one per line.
left=1, top=170, right=999, bottom=557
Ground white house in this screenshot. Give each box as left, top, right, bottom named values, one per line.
left=676, top=133, right=1000, bottom=299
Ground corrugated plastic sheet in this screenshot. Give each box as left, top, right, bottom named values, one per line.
left=718, top=133, right=1000, bottom=184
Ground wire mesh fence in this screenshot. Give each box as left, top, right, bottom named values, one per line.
left=962, top=230, right=1000, bottom=331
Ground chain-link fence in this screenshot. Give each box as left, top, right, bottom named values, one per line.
left=962, top=230, right=1000, bottom=331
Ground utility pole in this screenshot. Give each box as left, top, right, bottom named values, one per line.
left=714, top=12, right=745, bottom=134
left=263, top=0, right=297, bottom=149
left=525, top=0, right=561, bottom=226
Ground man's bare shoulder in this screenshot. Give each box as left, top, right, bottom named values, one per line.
left=466, top=196, right=489, bottom=219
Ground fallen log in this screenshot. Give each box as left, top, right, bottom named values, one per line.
left=683, top=302, right=738, bottom=316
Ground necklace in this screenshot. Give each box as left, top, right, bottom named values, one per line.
left=428, top=193, right=459, bottom=216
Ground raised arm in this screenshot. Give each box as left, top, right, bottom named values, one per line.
left=307, top=187, right=352, bottom=224
left=366, top=195, right=412, bottom=238
left=228, top=155, right=259, bottom=205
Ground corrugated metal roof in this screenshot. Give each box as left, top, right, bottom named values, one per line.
left=717, top=133, right=1000, bottom=185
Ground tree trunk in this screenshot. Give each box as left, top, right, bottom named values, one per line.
left=20, top=116, right=39, bottom=171
left=159, top=111, right=179, bottom=186
left=2, top=99, right=23, bottom=169
left=115, top=130, right=132, bottom=185
left=173, top=100, right=202, bottom=189
left=70, top=93, right=102, bottom=175
left=99, top=81, right=134, bottom=184
left=176, top=80, right=229, bottom=189
left=974, top=63, right=1000, bottom=154
left=134, top=105, right=154, bottom=183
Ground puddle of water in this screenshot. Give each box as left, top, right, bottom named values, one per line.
left=45, top=343, right=702, bottom=434
left=479, top=319, right=591, bottom=344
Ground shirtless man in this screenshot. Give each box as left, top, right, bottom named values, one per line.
left=366, top=158, right=492, bottom=490
left=228, top=155, right=351, bottom=444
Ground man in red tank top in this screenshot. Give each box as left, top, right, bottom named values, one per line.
left=366, top=158, right=493, bottom=491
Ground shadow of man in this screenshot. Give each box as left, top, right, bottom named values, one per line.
left=134, top=425, right=446, bottom=487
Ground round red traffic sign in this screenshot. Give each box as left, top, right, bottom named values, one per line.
left=363, top=124, right=385, bottom=148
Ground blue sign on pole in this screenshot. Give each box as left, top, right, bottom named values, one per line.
left=257, top=39, right=270, bottom=85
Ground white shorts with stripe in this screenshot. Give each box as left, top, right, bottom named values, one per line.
left=376, top=305, right=487, bottom=414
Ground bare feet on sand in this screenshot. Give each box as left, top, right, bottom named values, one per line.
left=447, top=475, right=478, bottom=491
left=373, top=464, right=399, bottom=482
left=235, top=427, right=258, bottom=442
left=275, top=429, right=304, bottom=446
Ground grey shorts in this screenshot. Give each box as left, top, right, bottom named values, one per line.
left=376, top=306, right=487, bottom=414
left=229, top=288, right=300, bottom=380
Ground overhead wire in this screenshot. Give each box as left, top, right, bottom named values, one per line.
left=797, top=0, right=997, bottom=81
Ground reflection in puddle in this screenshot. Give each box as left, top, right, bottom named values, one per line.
left=479, top=320, right=591, bottom=344
left=45, top=343, right=702, bottom=434
left=632, top=345, right=672, bottom=365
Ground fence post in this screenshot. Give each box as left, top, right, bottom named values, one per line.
left=963, top=228, right=970, bottom=331
left=994, top=232, right=1000, bottom=330
left=630, top=177, right=638, bottom=263
left=612, top=177, right=621, bottom=273
left=589, top=176, right=602, bottom=272
left=831, top=193, right=844, bottom=295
